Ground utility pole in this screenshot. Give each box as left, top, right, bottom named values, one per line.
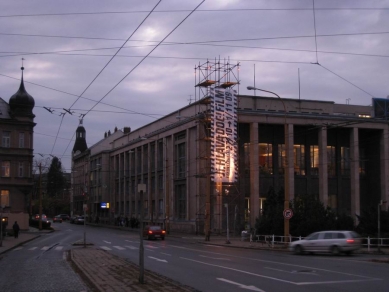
left=138, top=184, right=146, bottom=284
left=39, top=163, right=42, bottom=231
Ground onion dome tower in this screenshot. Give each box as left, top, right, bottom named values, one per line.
left=9, top=66, right=35, bottom=118
left=72, top=119, right=88, bottom=155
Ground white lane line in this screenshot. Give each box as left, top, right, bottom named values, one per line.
left=145, top=245, right=159, bottom=249
left=160, top=252, right=172, bottom=256
left=103, top=240, right=111, bottom=244
left=28, top=247, right=38, bottom=250
left=41, top=246, right=50, bottom=250
left=148, top=256, right=167, bottom=263
left=100, top=246, right=111, bottom=251
left=265, top=267, right=318, bottom=276
left=124, top=245, right=138, bottom=250
left=113, top=246, right=126, bottom=250
left=204, top=245, right=223, bottom=248
left=199, top=255, right=230, bottom=261
left=180, top=257, right=382, bottom=286
left=13, top=247, right=23, bottom=251
left=217, top=278, right=265, bottom=292
left=55, top=246, right=64, bottom=251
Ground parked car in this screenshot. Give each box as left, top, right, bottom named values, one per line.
left=53, top=215, right=63, bottom=223
left=143, top=225, right=166, bottom=240
left=289, top=230, right=361, bottom=255
left=58, top=214, right=70, bottom=221
left=75, top=216, right=85, bottom=225
left=70, top=215, right=79, bottom=224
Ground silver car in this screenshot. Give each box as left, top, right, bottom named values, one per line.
left=289, top=230, right=361, bottom=255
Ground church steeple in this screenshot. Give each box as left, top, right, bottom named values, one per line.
left=72, top=119, right=88, bottom=154
left=9, top=66, right=35, bottom=118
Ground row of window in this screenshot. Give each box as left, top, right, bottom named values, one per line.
left=1, top=161, right=30, bottom=177
left=1, top=131, right=28, bottom=148
left=245, top=143, right=365, bottom=176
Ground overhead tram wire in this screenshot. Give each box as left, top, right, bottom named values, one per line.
left=2, top=7, right=389, bottom=18
left=49, top=0, right=162, bottom=156
left=60, top=0, right=205, bottom=159
left=2, top=31, right=389, bottom=45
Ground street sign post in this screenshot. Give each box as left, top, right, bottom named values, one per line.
left=283, top=208, right=293, bottom=220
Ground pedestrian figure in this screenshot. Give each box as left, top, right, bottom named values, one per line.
left=13, top=221, right=20, bottom=238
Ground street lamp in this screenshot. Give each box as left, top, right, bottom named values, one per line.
left=0, top=205, right=4, bottom=247
left=247, top=86, right=290, bottom=241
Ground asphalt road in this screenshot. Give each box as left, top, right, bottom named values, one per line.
left=1, top=222, right=388, bottom=292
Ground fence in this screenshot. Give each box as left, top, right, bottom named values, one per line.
left=254, top=234, right=389, bottom=252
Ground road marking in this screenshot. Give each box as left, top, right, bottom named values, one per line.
left=199, top=255, right=230, bottom=261
left=41, top=246, right=50, bottom=250
left=180, top=257, right=382, bottom=286
left=265, top=267, right=318, bottom=276
left=113, top=246, right=125, bottom=250
left=145, top=245, right=158, bottom=249
left=28, top=247, right=38, bottom=250
left=217, top=278, right=266, bottom=292
left=160, top=252, right=172, bottom=256
left=148, top=256, right=167, bottom=263
left=62, top=252, right=66, bottom=260
left=204, top=245, right=223, bottom=248
left=103, top=240, right=111, bottom=244
left=100, top=246, right=111, bottom=251
left=13, top=247, right=23, bottom=251
left=55, top=246, right=64, bottom=251
left=124, top=245, right=138, bottom=250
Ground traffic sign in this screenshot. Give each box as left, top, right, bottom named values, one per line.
left=283, top=208, right=293, bottom=220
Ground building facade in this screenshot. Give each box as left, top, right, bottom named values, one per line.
left=72, top=92, right=389, bottom=235
left=0, top=68, right=35, bottom=230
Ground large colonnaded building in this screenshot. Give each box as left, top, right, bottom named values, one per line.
left=72, top=86, right=389, bottom=235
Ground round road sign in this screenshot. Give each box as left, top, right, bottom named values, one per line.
left=283, top=208, right=293, bottom=220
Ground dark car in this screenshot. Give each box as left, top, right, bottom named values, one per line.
left=143, top=225, right=166, bottom=240
left=75, top=216, right=85, bottom=225
left=29, top=214, right=51, bottom=229
left=53, top=215, right=63, bottom=223
left=58, top=214, right=70, bottom=221
left=70, top=215, right=79, bottom=224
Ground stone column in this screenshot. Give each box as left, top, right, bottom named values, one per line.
left=380, top=126, right=389, bottom=206
left=318, top=127, right=328, bottom=207
left=250, top=122, right=259, bottom=229
left=350, top=127, right=360, bottom=222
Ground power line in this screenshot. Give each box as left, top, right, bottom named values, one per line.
left=60, top=1, right=205, bottom=159
left=2, top=7, right=389, bottom=18
left=2, top=31, right=389, bottom=44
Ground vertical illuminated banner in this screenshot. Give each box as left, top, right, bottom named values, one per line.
left=210, top=87, right=238, bottom=183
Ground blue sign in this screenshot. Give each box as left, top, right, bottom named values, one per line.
left=100, top=202, right=110, bottom=209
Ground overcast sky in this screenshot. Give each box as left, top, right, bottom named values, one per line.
left=1, top=0, right=389, bottom=172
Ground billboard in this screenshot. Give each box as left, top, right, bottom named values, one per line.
left=100, top=202, right=110, bottom=209
left=210, top=87, right=238, bottom=183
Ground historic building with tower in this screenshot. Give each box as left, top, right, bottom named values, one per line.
left=0, top=67, right=36, bottom=230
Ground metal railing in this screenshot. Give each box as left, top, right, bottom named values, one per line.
left=253, top=234, right=389, bottom=251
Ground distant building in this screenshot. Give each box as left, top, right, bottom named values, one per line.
left=0, top=67, right=35, bottom=230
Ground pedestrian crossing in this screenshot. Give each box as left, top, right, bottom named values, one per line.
left=13, top=246, right=66, bottom=251
left=12, top=244, right=160, bottom=252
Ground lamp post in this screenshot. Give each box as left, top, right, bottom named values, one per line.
left=247, top=86, right=290, bottom=241
left=0, top=205, right=4, bottom=247
left=138, top=183, right=146, bottom=284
